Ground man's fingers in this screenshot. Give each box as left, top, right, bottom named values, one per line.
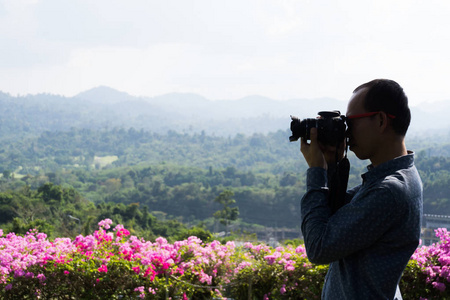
left=309, top=127, right=320, bottom=150
left=310, top=127, right=318, bottom=141
left=299, top=127, right=327, bottom=169
left=300, top=137, right=308, bottom=154
left=301, top=127, right=318, bottom=153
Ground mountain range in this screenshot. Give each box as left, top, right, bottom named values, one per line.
left=1, top=86, right=449, bottom=137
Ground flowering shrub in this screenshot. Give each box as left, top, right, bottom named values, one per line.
left=226, top=243, right=328, bottom=299
left=0, top=220, right=449, bottom=299
left=401, top=228, right=450, bottom=300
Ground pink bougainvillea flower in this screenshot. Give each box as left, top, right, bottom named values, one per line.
left=134, top=286, right=145, bottom=299
left=97, top=264, right=108, bottom=273
left=98, top=219, right=113, bottom=230
left=37, top=274, right=46, bottom=282
left=144, top=267, right=156, bottom=281
left=432, top=281, right=446, bottom=292
left=3, top=219, right=449, bottom=298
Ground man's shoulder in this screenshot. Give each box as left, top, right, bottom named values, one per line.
left=377, top=167, right=422, bottom=205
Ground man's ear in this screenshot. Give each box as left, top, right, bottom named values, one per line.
left=378, top=111, right=389, bottom=132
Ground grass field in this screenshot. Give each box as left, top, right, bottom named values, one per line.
left=93, top=155, right=119, bottom=169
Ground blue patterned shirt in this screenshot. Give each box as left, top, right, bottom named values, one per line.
left=301, top=152, right=423, bottom=299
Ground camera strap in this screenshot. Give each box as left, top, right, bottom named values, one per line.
left=328, top=143, right=350, bottom=214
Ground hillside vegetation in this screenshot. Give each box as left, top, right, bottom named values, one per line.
left=0, top=89, right=450, bottom=241
left=0, top=126, right=449, bottom=241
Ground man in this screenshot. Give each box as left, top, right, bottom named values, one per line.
left=300, top=79, right=423, bottom=299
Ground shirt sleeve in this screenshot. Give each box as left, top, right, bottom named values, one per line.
left=301, top=167, right=398, bottom=265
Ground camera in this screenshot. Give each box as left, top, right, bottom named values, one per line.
left=289, top=110, right=347, bottom=146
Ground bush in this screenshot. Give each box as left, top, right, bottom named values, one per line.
left=1, top=221, right=449, bottom=299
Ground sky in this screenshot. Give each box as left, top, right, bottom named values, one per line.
left=1, top=0, right=449, bottom=106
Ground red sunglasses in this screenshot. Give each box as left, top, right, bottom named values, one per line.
left=346, top=111, right=396, bottom=120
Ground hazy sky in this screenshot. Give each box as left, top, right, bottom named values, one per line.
left=1, top=0, right=449, bottom=105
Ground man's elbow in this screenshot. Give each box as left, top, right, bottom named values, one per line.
left=306, top=252, right=330, bottom=265
left=305, top=243, right=332, bottom=265
left=302, top=224, right=334, bottom=264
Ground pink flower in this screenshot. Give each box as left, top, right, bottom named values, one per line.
left=5, top=284, right=12, bottom=291
left=145, top=267, right=156, bottom=281
left=197, top=269, right=212, bottom=285
left=280, top=284, right=286, bottom=295
left=36, top=233, right=47, bottom=240
left=98, top=264, right=108, bottom=273
left=116, top=228, right=130, bottom=237
left=155, top=237, right=168, bottom=245
left=98, top=219, right=113, bottom=229
left=64, top=270, right=70, bottom=275
left=132, top=266, right=140, bottom=274
left=295, top=245, right=306, bottom=253
left=134, top=286, right=145, bottom=299
left=432, top=281, right=446, bottom=292
left=37, top=274, right=46, bottom=282
left=14, top=270, right=25, bottom=278
left=264, top=252, right=281, bottom=265
left=113, top=224, right=130, bottom=237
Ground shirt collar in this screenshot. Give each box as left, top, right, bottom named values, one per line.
left=362, top=151, right=415, bottom=184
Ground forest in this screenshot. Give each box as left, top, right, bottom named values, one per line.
left=1, top=89, right=450, bottom=241
left=0, top=124, right=449, bottom=241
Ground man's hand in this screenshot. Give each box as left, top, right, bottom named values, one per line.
left=321, top=140, right=346, bottom=166
left=300, top=128, right=346, bottom=169
left=300, top=128, right=327, bottom=169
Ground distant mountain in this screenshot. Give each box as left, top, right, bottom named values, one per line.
left=416, top=100, right=450, bottom=114
left=0, top=87, right=448, bottom=139
left=75, top=86, right=137, bottom=104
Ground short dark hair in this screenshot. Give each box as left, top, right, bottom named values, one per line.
left=354, top=79, right=410, bottom=136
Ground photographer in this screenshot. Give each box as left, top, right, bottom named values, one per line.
left=299, top=79, right=423, bottom=299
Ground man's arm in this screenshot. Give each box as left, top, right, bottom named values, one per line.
left=301, top=173, right=397, bottom=265
left=300, top=127, right=349, bottom=213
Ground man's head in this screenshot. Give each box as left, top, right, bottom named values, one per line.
left=353, top=79, right=410, bottom=136
left=346, top=79, right=410, bottom=164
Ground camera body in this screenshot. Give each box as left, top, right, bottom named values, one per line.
left=289, top=111, right=346, bottom=146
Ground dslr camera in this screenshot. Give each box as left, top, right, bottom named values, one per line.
left=289, top=111, right=347, bottom=146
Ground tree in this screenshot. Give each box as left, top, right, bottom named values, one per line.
left=213, top=190, right=239, bottom=236
left=38, top=182, right=63, bottom=203
left=2, top=170, right=11, bottom=180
